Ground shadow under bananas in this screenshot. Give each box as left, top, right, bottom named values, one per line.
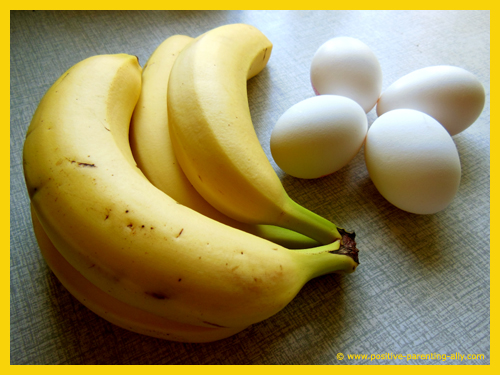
left=166, top=272, right=351, bottom=365
left=38, top=249, right=351, bottom=365
left=246, top=273, right=351, bottom=364
left=33, top=187, right=357, bottom=360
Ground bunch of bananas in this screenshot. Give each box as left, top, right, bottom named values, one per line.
left=23, top=24, right=359, bottom=343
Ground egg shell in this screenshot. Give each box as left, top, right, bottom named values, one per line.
left=377, top=65, right=485, bottom=136
left=310, top=36, right=383, bottom=113
left=365, top=109, right=461, bottom=215
left=270, top=95, right=368, bottom=179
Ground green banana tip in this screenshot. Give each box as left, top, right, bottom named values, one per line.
left=331, top=228, right=359, bottom=265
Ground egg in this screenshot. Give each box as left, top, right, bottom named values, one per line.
left=270, top=95, right=368, bottom=179
left=365, top=109, right=461, bottom=214
left=310, top=36, right=383, bottom=113
left=377, top=65, right=485, bottom=136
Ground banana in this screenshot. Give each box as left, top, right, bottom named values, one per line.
left=23, top=52, right=358, bottom=334
left=30, top=205, right=245, bottom=342
left=168, top=24, right=345, bottom=245
left=129, top=34, right=319, bottom=249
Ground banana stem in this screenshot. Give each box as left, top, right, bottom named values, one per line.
left=295, top=229, right=360, bottom=279
left=278, top=198, right=342, bottom=245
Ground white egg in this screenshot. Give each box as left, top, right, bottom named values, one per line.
left=310, top=36, right=383, bottom=113
left=365, top=109, right=461, bottom=214
left=377, top=65, right=485, bottom=136
left=270, top=95, right=368, bottom=179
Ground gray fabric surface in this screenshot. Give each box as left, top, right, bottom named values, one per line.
left=10, top=10, right=489, bottom=364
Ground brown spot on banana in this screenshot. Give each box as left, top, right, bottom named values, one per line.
left=66, top=158, right=96, bottom=168
left=145, top=291, right=169, bottom=300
